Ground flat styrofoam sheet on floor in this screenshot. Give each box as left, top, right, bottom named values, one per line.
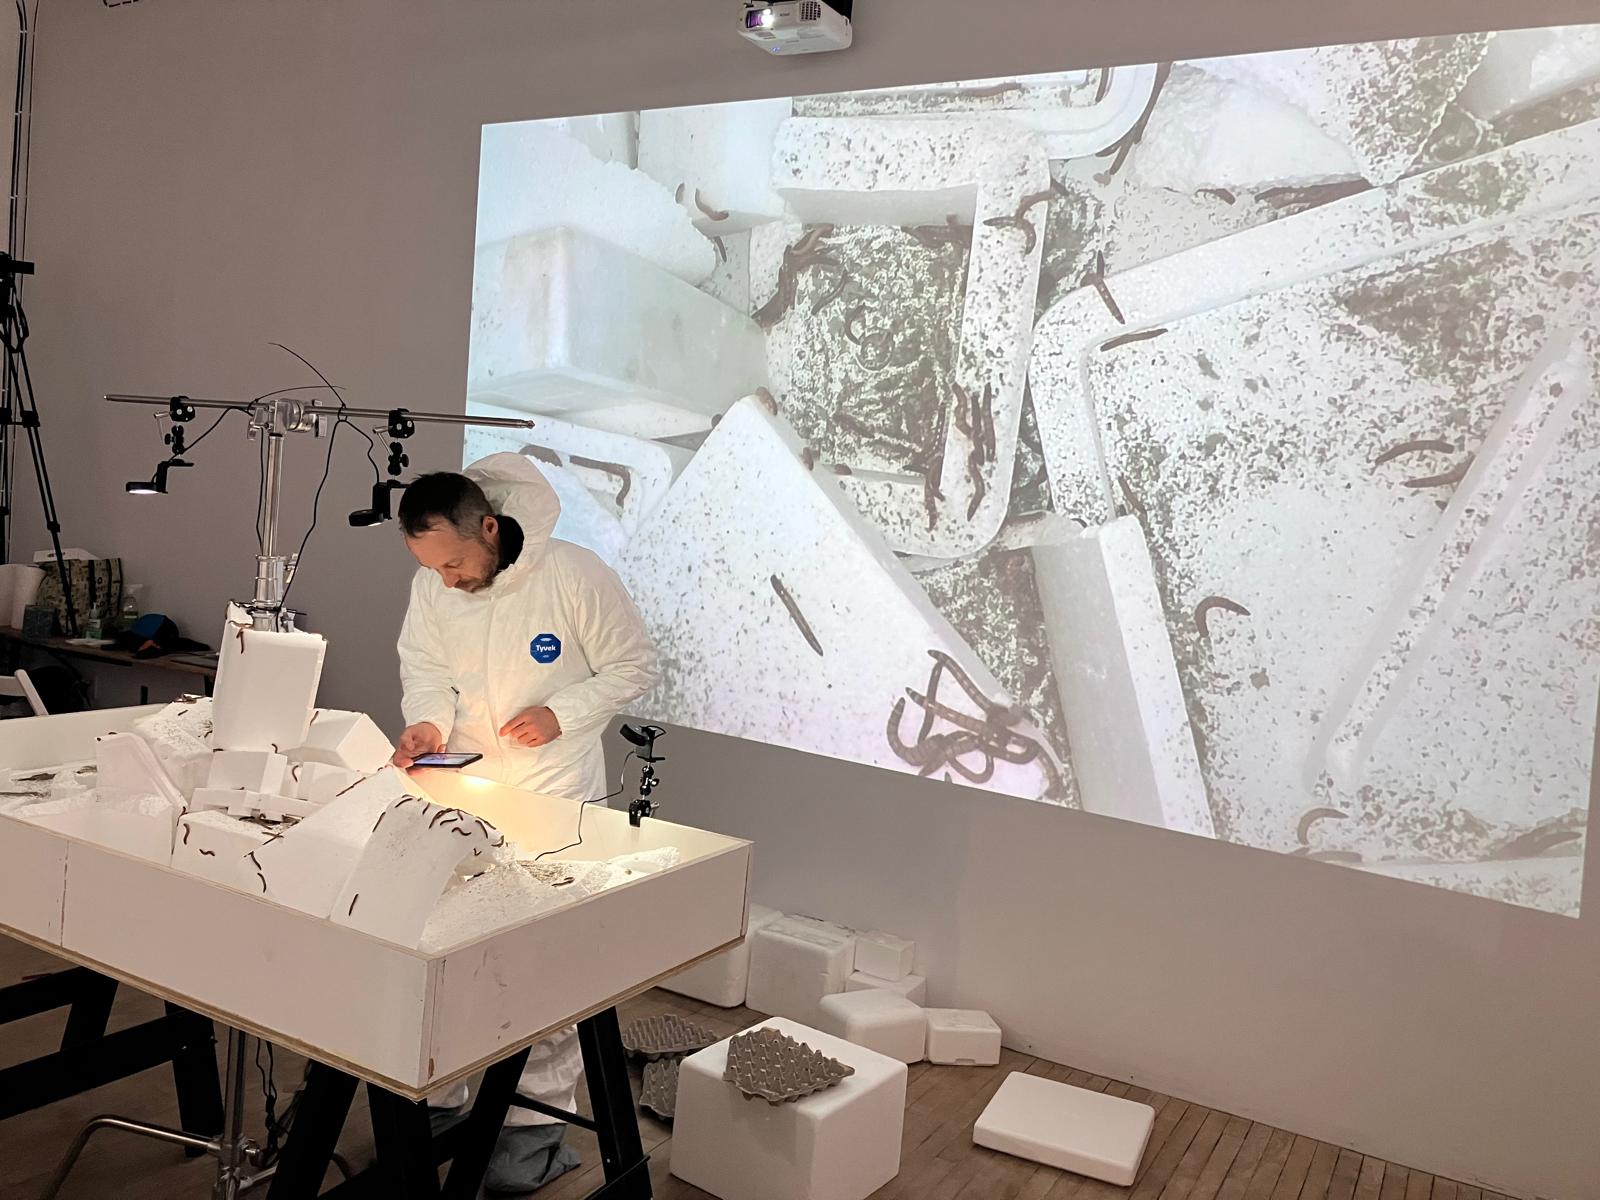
left=974, top=1071, right=1155, bottom=1186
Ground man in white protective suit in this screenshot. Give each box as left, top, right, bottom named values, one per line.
left=392, top=452, right=659, bottom=1193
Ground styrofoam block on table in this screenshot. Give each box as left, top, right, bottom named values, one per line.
left=638, top=99, right=792, bottom=233
left=191, top=787, right=319, bottom=822
left=467, top=227, right=767, bottom=440
left=663, top=903, right=783, bottom=1007
left=817, top=990, right=926, bottom=1063
left=477, top=119, right=714, bottom=284
left=924, top=1009, right=1001, bottom=1066
left=974, top=1072, right=1155, bottom=1186
left=745, top=917, right=855, bottom=1026
left=207, top=750, right=289, bottom=794
left=853, top=930, right=914, bottom=981
left=845, top=972, right=926, bottom=1006
left=211, top=621, right=326, bottom=753
left=130, top=698, right=213, bottom=797
left=671, top=1018, right=906, bottom=1200
left=291, top=711, right=394, bottom=774
left=14, top=792, right=177, bottom=864
left=172, top=810, right=282, bottom=891
left=290, top=762, right=365, bottom=804
left=95, top=732, right=186, bottom=812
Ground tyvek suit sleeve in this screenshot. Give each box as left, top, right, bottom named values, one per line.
left=398, top=571, right=458, bottom=742
left=545, top=553, right=659, bottom=740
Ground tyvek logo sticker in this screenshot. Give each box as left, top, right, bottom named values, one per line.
left=530, top=633, right=562, bottom=664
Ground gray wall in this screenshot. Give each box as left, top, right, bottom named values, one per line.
left=12, top=2, right=1600, bottom=1196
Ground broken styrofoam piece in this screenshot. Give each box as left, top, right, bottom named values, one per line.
left=924, top=1009, right=1002, bottom=1066
left=131, top=699, right=214, bottom=797
left=1459, top=26, right=1600, bottom=122
left=207, top=750, right=289, bottom=795
left=672, top=1018, right=906, bottom=1200
left=852, top=931, right=914, bottom=982
left=211, top=618, right=326, bottom=754
left=11, top=791, right=177, bottom=864
left=975, top=1072, right=1155, bottom=1186
left=771, top=117, right=1048, bottom=557
left=663, top=902, right=783, bottom=1008
left=723, top=1026, right=856, bottom=1104
left=1195, top=36, right=1491, bottom=185
left=1313, top=337, right=1590, bottom=791
left=622, top=1014, right=719, bottom=1061
left=637, top=98, right=793, bottom=233
left=292, top=711, right=394, bottom=774
left=845, top=972, right=927, bottom=1006
left=1033, top=518, right=1213, bottom=837
left=476, top=120, right=714, bottom=283
left=419, top=864, right=565, bottom=955
left=640, top=1057, right=681, bottom=1121
left=331, top=798, right=510, bottom=948
left=817, top=991, right=926, bottom=1064
left=745, top=916, right=856, bottom=1026
left=171, top=810, right=284, bottom=892
left=467, top=227, right=768, bottom=440
left=250, top=767, right=426, bottom=917
left=794, top=65, right=1160, bottom=160
left=618, top=397, right=1066, bottom=803
left=290, top=762, right=365, bottom=805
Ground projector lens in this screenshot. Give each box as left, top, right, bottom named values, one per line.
left=746, top=8, right=773, bottom=28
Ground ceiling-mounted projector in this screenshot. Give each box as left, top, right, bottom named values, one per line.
left=738, top=0, right=853, bottom=54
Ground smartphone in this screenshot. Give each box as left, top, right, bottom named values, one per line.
left=411, top=752, right=484, bottom=769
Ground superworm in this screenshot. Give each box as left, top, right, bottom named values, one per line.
left=348, top=894, right=359, bottom=915
left=1016, top=190, right=1054, bottom=218
left=257, top=871, right=268, bottom=894
left=712, top=235, right=728, bottom=264
left=982, top=215, right=1038, bottom=255
left=1374, top=438, right=1455, bottom=467
left=1198, top=187, right=1237, bottom=204
left=843, top=305, right=869, bottom=346
left=1489, top=828, right=1583, bottom=860
left=335, top=778, right=363, bottom=798
left=674, top=183, right=685, bottom=203
left=372, top=811, right=386, bottom=834
left=429, top=808, right=449, bottom=828
left=1049, top=176, right=1073, bottom=200
left=964, top=81, right=1023, bottom=98
left=1100, top=62, right=1171, bottom=178
left=810, top=269, right=849, bottom=313
left=198, top=849, right=216, bottom=857
left=801, top=447, right=816, bottom=471
left=1089, top=270, right=1126, bottom=325
left=1100, top=328, right=1168, bottom=352
left=833, top=464, right=853, bottom=475
left=1403, top=456, right=1473, bottom=489
left=570, top=454, right=634, bottom=507
left=1194, top=595, right=1251, bottom=638
left=1095, top=68, right=1111, bottom=103
left=755, top=387, right=780, bottom=416
left=520, top=443, right=564, bottom=468
left=770, top=574, right=823, bottom=656
left=181, top=824, right=191, bottom=845
left=694, top=189, right=729, bottom=222
left=1297, top=807, right=1346, bottom=846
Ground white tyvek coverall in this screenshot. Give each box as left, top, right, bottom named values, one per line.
left=399, top=452, right=659, bottom=1126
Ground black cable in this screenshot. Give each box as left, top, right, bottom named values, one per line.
left=166, top=403, right=247, bottom=461
left=534, top=752, right=637, bottom=861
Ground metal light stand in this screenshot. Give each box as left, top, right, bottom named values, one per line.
left=105, top=392, right=535, bottom=632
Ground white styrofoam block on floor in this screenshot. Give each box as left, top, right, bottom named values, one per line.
left=212, top=621, right=326, bottom=753
left=745, top=916, right=856, bottom=1026
left=476, top=119, right=714, bottom=284
left=853, top=931, right=914, bottom=982
left=290, top=762, right=366, bottom=805
left=292, top=711, right=394, bottom=774
left=817, top=990, right=926, bottom=1064
left=671, top=1017, right=907, bottom=1200
left=207, top=750, right=289, bottom=795
left=845, top=971, right=927, bottom=1006
left=637, top=99, right=792, bottom=232
left=468, top=227, right=767, bottom=440
left=974, top=1072, right=1155, bottom=1186
left=662, top=903, right=782, bottom=1007
left=924, top=1009, right=1001, bottom=1067
left=172, top=810, right=280, bottom=891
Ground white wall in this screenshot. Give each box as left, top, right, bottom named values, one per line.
left=13, top=2, right=1600, bottom=1196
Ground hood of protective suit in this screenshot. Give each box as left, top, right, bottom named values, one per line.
left=462, top=452, right=561, bottom=589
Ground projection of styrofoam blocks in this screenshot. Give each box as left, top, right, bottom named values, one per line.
left=771, top=117, right=1048, bottom=557
left=292, top=711, right=393, bottom=774
left=1460, top=26, right=1600, bottom=121
left=172, top=810, right=282, bottom=892
left=464, top=403, right=693, bottom=544
left=975, top=1072, right=1155, bottom=1186
left=543, top=114, right=637, bottom=167
left=1193, top=38, right=1491, bottom=186
left=467, top=227, right=768, bottom=440
left=924, top=1009, right=1001, bottom=1066
left=251, top=767, right=425, bottom=917
left=852, top=931, right=914, bottom=982
left=212, top=621, right=326, bottom=754
left=637, top=98, right=792, bottom=233
left=290, top=762, right=365, bottom=805
left=208, top=750, right=289, bottom=795
left=130, top=699, right=214, bottom=797
left=663, top=903, right=783, bottom=1008
left=845, top=971, right=927, bottom=1006
left=476, top=120, right=713, bottom=283
left=818, top=990, right=926, bottom=1064
left=745, top=917, right=856, bottom=1026
left=1033, top=518, right=1212, bottom=837
left=619, top=398, right=1065, bottom=802
left=331, top=798, right=511, bottom=948
left=795, top=65, right=1160, bottom=160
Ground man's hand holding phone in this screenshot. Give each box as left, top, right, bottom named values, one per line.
left=392, top=722, right=444, bottom=769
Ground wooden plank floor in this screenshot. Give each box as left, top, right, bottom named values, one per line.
left=0, top=937, right=1510, bottom=1200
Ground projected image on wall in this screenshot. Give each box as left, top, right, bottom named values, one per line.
left=465, top=26, right=1600, bottom=917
